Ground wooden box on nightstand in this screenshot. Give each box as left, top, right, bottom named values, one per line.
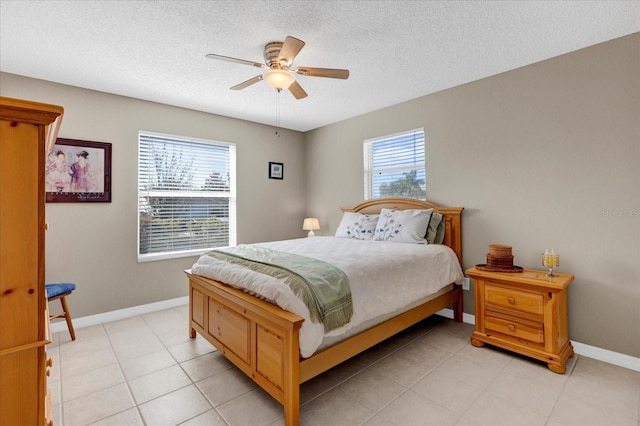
left=466, top=267, right=574, bottom=373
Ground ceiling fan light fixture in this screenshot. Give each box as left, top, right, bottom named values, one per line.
left=207, top=36, right=347, bottom=99
left=263, top=68, right=295, bottom=90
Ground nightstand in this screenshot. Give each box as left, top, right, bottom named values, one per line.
left=466, top=267, right=574, bottom=373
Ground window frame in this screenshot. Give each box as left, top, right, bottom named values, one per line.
left=363, top=127, right=426, bottom=200
left=137, top=130, right=236, bottom=262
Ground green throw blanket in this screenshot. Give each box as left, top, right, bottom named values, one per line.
left=207, top=245, right=352, bottom=332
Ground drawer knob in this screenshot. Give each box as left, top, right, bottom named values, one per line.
left=507, top=297, right=516, bottom=305
left=46, top=358, right=53, bottom=368
left=508, top=324, right=516, bottom=332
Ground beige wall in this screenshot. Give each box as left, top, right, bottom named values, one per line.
left=305, top=33, right=640, bottom=358
left=0, top=73, right=306, bottom=318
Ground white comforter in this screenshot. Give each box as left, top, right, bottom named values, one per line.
left=191, top=236, right=463, bottom=357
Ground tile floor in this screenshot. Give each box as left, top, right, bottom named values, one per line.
left=47, top=305, right=640, bottom=426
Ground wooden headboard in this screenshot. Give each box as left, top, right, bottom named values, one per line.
left=341, top=197, right=464, bottom=265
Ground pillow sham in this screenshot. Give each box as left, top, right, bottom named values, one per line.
left=434, top=214, right=446, bottom=244
left=426, top=211, right=442, bottom=244
left=372, top=208, right=433, bottom=244
left=335, top=212, right=379, bottom=240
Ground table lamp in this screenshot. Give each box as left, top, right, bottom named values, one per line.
left=302, top=218, right=320, bottom=237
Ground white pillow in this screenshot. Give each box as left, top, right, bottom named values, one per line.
left=373, top=208, right=433, bottom=244
left=335, top=212, right=379, bottom=240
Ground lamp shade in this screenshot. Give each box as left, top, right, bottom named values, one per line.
left=302, top=217, right=320, bottom=237
left=263, top=68, right=295, bottom=90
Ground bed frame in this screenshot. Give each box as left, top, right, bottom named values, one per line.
left=186, top=197, right=463, bottom=425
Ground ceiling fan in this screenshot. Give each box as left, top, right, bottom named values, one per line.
left=206, top=36, right=349, bottom=99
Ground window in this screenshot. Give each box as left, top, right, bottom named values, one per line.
left=363, top=128, right=426, bottom=200
left=138, top=131, right=236, bottom=261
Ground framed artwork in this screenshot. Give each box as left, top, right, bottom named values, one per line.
left=269, top=161, right=283, bottom=180
left=46, top=138, right=112, bottom=202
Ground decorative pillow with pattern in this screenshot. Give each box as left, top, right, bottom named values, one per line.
left=335, top=212, right=379, bottom=240
left=373, top=208, right=433, bottom=244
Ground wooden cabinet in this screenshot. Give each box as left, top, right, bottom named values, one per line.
left=466, top=267, right=574, bottom=373
left=0, top=97, right=64, bottom=425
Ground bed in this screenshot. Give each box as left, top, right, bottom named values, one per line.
left=185, top=197, right=464, bottom=425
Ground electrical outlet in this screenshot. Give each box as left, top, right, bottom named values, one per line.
left=462, top=277, right=471, bottom=291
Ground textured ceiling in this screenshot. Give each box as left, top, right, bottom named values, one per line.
left=1, top=1, right=638, bottom=132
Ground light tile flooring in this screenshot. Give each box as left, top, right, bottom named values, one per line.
left=47, top=305, right=639, bottom=426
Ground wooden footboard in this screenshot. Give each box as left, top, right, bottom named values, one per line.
left=188, top=272, right=304, bottom=425
left=187, top=272, right=462, bottom=426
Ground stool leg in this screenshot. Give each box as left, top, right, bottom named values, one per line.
left=59, top=296, right=76, bottom=341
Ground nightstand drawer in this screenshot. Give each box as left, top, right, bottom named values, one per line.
left=485, top=315, right=544, bottom=343
left=485, top=286, right=543, bottom=315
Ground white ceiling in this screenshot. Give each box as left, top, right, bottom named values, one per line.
left=1, top=1, right=638, bottom=132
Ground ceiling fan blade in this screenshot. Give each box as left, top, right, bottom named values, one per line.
left=295, top=67, right=349, bottom=79
left=278, top=36, right=305, bottom=66
left=288, top=80, right=308, bottom=99
left=206, top=53, right=266, bottom=69
left=231, top=75, right=263, bottom=90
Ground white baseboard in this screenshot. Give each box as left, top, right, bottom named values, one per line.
left=50, top=296, right=188, bottom=334
left=52, top=301, right=638, bottom=373
left=570, top=341, right=640, bottom=372
left=436, top=308, right=640, bottom=372
left=435, top=307, right=476, bottom=325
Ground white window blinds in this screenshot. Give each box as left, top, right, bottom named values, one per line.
left=138, top=131, right=236, bottom=261
left=363, top=128, right=426, bottom=199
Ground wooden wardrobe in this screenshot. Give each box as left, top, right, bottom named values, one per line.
left=0, top=97, right=64, bottom=425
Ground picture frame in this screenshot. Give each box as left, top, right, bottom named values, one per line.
left=269, top=161, right=283, bottom=180
left=46, top=138, right=112, bottom=203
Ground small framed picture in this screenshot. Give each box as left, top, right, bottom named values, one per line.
left=269, top=162, right=283, bottom=180
left=46, top=138, right=112, bottom=202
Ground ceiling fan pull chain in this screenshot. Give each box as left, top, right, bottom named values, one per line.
left=275, top=89, right=281, bottom=137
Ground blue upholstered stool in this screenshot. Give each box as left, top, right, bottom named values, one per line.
left=45, top=283, right=76, bottom=341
